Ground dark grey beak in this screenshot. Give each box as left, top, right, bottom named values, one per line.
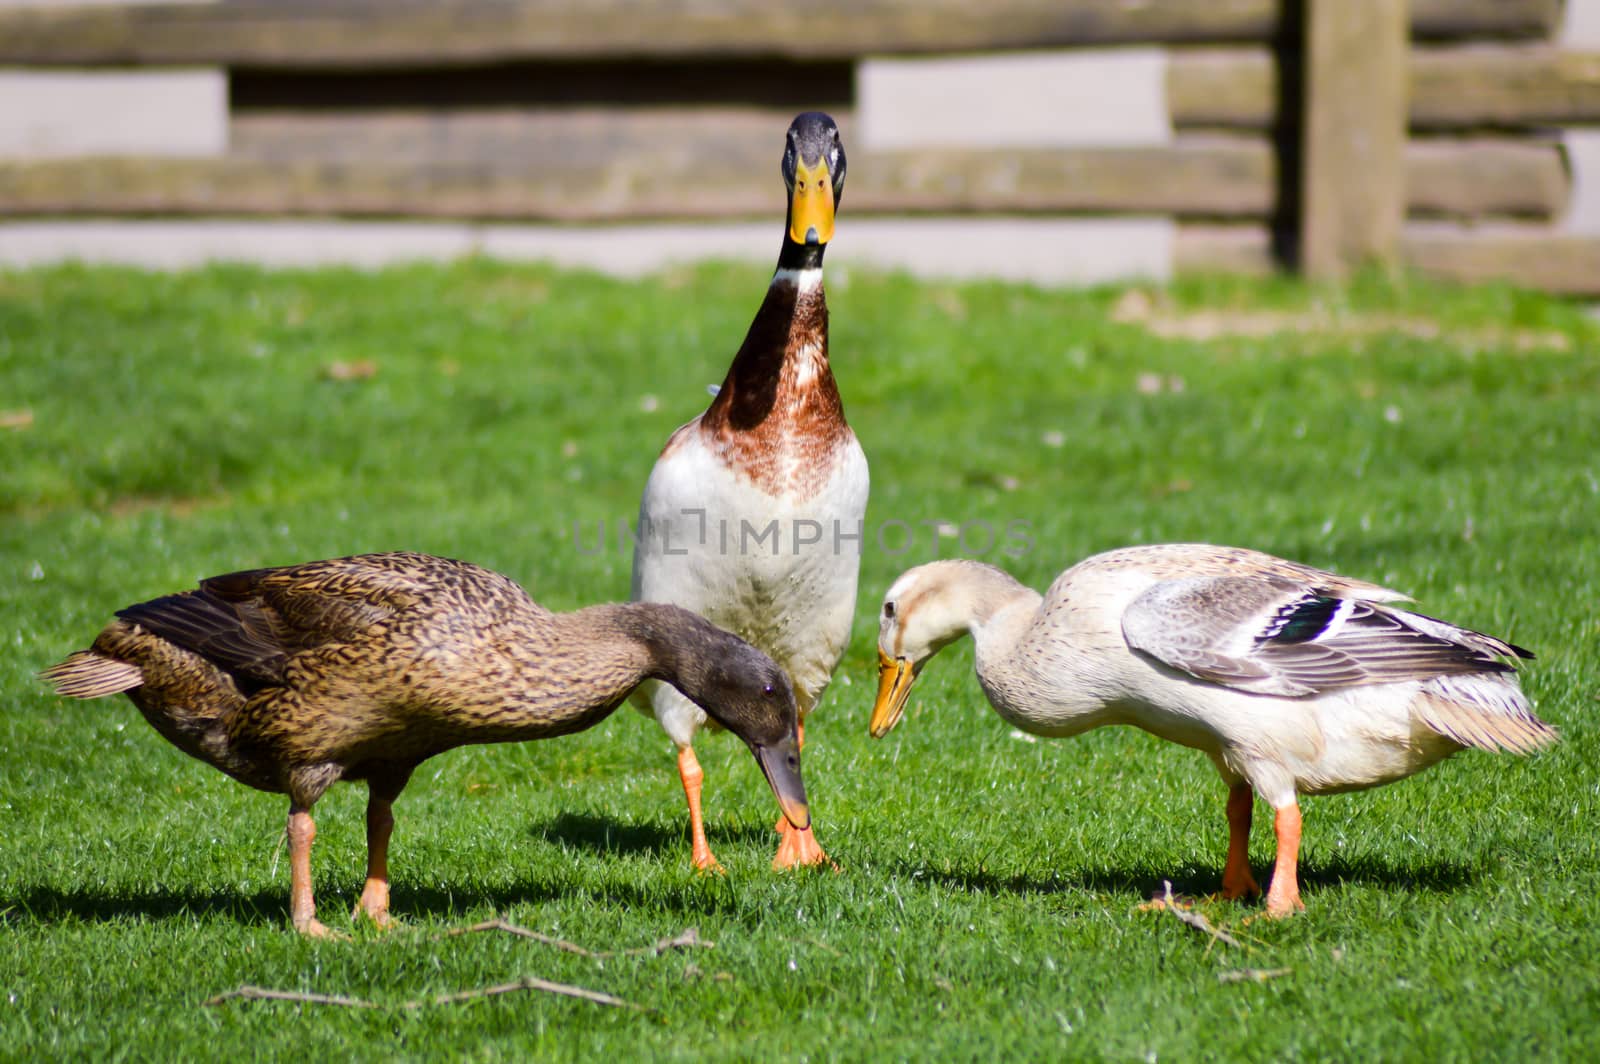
left=751, top=735, right=810, bottom=830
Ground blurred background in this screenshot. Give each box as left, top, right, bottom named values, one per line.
left=0, top=0, right=1596, bottom=292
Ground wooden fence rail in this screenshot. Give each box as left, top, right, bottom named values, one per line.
left=0, top=0, right=1563, bottom=68
left=0, top=0, right=1595, bottom=292
left=0, top=135, right=1568, bottom=224
left=1170, top=45, right=1600, bottom=129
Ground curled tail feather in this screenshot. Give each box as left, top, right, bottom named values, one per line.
left=41, top=651, right=144, bottom=699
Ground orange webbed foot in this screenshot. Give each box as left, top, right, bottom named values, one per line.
left=772, top=823, right=837, bottom=872
left=691, top=850, right=727, bottom=877
left=1219, top=871, right=1262, bottom=902
left=293, top=917, right=350, bottom=941
left=351, top=876, right=400, bottom=929
left=1260, top=886, right=1305, bottom=919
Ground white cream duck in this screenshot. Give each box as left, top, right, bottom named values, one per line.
left=871, top=544, right=1555, bottom=916
left=631, top=111, right=868, bottom=871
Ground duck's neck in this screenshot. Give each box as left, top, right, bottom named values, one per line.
left=949, top=566, right=1044, bottom=667
left=700, top=241, right=844, bottom=441
left=956, top=571, right=1111, bottom=738
left=480, top=603, right=658, bottom=740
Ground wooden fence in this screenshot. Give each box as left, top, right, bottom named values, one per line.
left=0, top=0, right=1596, bottom=292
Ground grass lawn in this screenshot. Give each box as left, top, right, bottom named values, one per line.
left=2, top=259, right=1598, bottom=1060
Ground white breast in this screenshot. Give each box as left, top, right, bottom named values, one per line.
left=632, top=423, right=869, bottom=720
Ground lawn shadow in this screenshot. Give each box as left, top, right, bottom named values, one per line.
left=8, top=883, right=296, bottom=930
left=897, top=850, right=1480, bottom=907
left=528, top=810, right=775, bottom=857
left=7, top=814, right=781, bottom=931
left=8, top=873, right=746, bottom=932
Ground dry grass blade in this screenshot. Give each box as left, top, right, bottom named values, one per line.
left=450, top=918, right=594, bottom=955
left=648, top=927, right=713, bottom=955
left=451, top=918, right=713, bottom=958
left=1157, top=880, right=1243, bottom=949
left=203, top=986, right=379, bottom=1009
left=204, top=977, right=647, bottom=1011
left=321, top=359, right=379, bottom=381
left=1218, top=967, right=1293, bottom=984
left=416, top=976, right=649, bottom=1011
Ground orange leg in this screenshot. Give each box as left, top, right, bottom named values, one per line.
left=353, top=795, right=397, bottom=928
left=678, top=745, right=723, bottom=874
left=1263, top=802, right=1306, bottom=917
left=287, top=807, right=339, bottom=938
left=1220, top=783, right=1261, bottom=900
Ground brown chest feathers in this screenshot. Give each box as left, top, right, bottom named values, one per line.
left=692, top=276, right=854, bottom=498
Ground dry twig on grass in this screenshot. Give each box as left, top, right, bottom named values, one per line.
left=1155, top=880, right=1243, bottom=950
left=449, top=919, right=712, bottom=959
left=203, top=977, right=648, bottom=1012
left=1218, top=967, right=1293, bottom=984
left=203, top=920, right=703, bottom=1012
left=203, top=986, right=378, bottom=1009
left=411, top=976, right=647, bottom=1010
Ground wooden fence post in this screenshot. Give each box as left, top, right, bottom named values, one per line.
left=1299, top=0, right=1410, bottom=279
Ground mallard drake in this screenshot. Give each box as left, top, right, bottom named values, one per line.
left=631, top=111, right=868, bottom=872
left=42, top=551, right=809, bottom=937
left=870, top=545, right=1555, bottom=916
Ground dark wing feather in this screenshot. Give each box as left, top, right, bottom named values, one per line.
left=1255, top=598, right=1514, bottom=692
left=202, top=554, right=423, bottom=650
left=1125, top=575, right=1522, bottom=697
left=117, top=589, right=290, bottom=686
left=119, top=553, right=435, bottom=688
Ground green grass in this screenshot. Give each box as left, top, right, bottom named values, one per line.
left=2, top=260, right=1598, bottom=1060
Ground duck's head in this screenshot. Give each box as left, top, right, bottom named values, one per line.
left=668, top=621, right=810, bottom=831
left=781, top=111, right=846, bottom=254
left=870, top=562, right=986, bottom=738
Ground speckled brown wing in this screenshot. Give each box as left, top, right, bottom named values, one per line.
left=116, top=588, right=291, bottom=688
left=203, top=555, right=424, bottom=655
left=118, top=553, right=435, bottom=691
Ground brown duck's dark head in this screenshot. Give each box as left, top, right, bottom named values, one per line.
left=643, top=607, right=810, bottom=830
left=779, top=111, right=845, bottom=270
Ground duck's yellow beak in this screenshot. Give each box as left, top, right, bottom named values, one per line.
left=788, top=157, right=836, bottom=246
left=870, top=647, right=917, bottom=738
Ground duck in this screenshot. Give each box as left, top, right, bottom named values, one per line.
left=630, top=111, right=868, bottom=872
left=870, top=544, right=1555, bottom=917
left=41, top=551, right=809, bottom=937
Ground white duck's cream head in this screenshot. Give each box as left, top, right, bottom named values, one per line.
left=872, top=560, right=1018, bottom=737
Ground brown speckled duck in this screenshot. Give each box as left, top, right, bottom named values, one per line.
left=631, top=111, right=868, bottom=872
left=42, top=551, right=809, bottom=937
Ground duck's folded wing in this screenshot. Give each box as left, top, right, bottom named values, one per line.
left=201, top=553, right=431, bottom=652
left=117, top=588, right=291, bottom=687
left=1121, top=575, right=1526, bottom=697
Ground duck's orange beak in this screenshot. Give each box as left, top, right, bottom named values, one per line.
left=870, top=647, right=917, bottom=738
left=788, top=157, right=836, bottom=246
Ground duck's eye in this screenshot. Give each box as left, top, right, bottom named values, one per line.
left=883, top=601, right=896, bottom=619
left=762, top=683, right=774, bottom=695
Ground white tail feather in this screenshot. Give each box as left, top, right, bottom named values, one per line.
left=1412, top=688, right=1557, bottom=755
